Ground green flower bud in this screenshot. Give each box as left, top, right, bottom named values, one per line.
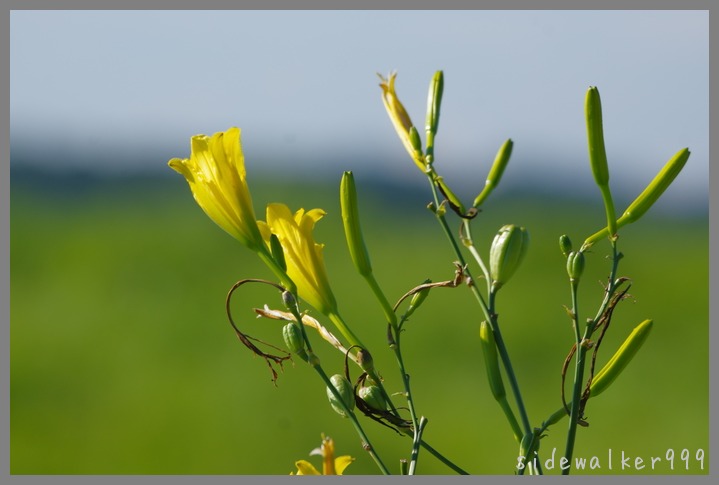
left=435, top=176, right=465, bottom=214
left=489, top=224, right=529, bottom=290
left=326, top=374, right=355, bottom=417
left=405, top=281, right=431, bottom=318
left=479, top=321, right=506, bottom=401
left=585, top=86, right=609, bottom=187
left=559, top=235, right=572, bottom=257
left=585, top=86, right=618, bottom=238
left=408, top=126, right=423, bottom=160
left=617, top=148, right=691, bottom=226
left=581, top=148, right=691, bottom=250
left=270, top=234, right=286, bottom=272
left=340, top=171, right=373, bottom=277
left=566, top=251, right=585, bottom=283
left=358, top=385, right=388, bottom=411
left=282, top=323, right=308, bottom=362
left=473, top=139, right=513, bottom=208
left=425, top=70, right=444, bottom=136
left=590, top=319, right=653, bottom=398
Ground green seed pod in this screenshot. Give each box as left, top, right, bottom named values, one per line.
left=473, top=138, right=513, bottom=208
left=590, top=319, right=653, bottom=398
left=326, top=374, right=355, bottom=417
left=559, top=235, right=573, bottom=257
left=282, top=323, right=308, bottom=362
left=489, top=224, right=529, bottom=290
left=425, top=70, right=444, bottom=136
left=340, top=171, right=373, bottom=277
left=479, top=321, right=506, bottom=401
left=566, top=251, right=585, bottom=283
left=358, top=385, right=388, bottom=411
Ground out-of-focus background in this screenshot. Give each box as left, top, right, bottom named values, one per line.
left=10, top=10, right=708, bottom=475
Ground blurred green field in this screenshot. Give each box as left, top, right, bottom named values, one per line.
left=10, top=173, right=708, bottom=475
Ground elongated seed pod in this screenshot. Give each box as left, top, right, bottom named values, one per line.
left=479, top=321, right=506, bottom=401
left=327, top=374, right=355, bottom=417
left=590, top=319, right=653, bottom=398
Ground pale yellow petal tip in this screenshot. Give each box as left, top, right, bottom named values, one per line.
left=294, top=460, right=320, bottom=475
left=335, top=455, right=356, bottom=475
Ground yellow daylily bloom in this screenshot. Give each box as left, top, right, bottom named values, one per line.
left=168, top=127, right=265, bottom=251
left=291, top=435, right=355, bottom=475
left=258, top=203, right=338, bottom=316
left=258, top=203, right=364, bottom=349
left=378, top=72, right=425, bottom=171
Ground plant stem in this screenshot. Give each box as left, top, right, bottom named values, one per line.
left=425, top=171, right=531, bottom=437
left=408, top=417, right=429, bottom=475
left=562, top=242, right=621, bottom=474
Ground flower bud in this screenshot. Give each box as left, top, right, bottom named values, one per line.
left=270, top=234, right=287, bottom=272
left=489, top=224, right=529, bottom=290
left=425, top=70, right=444, bottom=136
left=585, top=86, right=609, bottom=187
left=405, top=281, right=431, bottom=318
left=326, top=374, right=355, bottom=417
left=566, top=251, right=585, bottom=283
left=590, top=319, right=653, bottom=398
left=559, top=235, right=573, bottom=257
left=378, top=72, right=425, bottom=172
left=356, top=348, right=374, bottom=374
left=473, top=139, right=513, bottom=208
left=340, top=171, right=372, bottom=277
left=479, top=321, right=505, bottom=401
left=581, top=148, right=691, bottom=250
left=282, top=323, right=308, bottom=362
left=617, top=148, right=690, bottom=226
left=435, top=176, right=465, bottom=214
left=358, top=385, right=388, bottom=411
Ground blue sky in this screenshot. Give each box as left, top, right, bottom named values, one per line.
left=10, top=10, right=708, bottom=211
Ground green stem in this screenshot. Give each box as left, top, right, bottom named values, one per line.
left=327, top=311, right=366, bottom=353
left=562, top=242, right=621, bottom=475
left=426, top=171, right=531, bottom=438
left=415, top=437, right=470, bottom=474
left=408, top=417, right=429, bottom=475
left=364, top=272, right=398, bottom=328
left=488, top=289, right=532, bottom=436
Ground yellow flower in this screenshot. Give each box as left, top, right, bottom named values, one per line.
left=259, top=203, right=364, bottom=349
left=291, top=435, right=355, bottom=475
left=168, top=127, right=265, bottom=251
left=258, top=203, right=338, bottom=316
left=378, top=72, right=425, bottom=171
